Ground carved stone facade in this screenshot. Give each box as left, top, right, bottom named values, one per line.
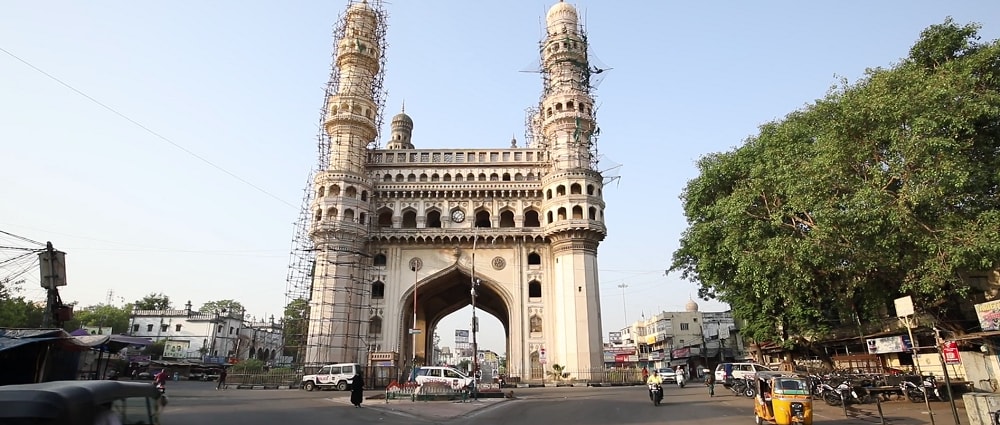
left=304, top=1, right=607, bottom=381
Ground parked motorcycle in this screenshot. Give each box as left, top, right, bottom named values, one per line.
left=648, top=383, right=663, bottom=406
left=728, top=378, right=755, bottom=398
left=901, top=376, right=948, bottom=402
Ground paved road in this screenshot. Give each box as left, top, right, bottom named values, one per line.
left=159, top=380, right=961, bottom=424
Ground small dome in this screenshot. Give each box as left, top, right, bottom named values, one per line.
left=391, top=112, right=413, bottom=130
left=685, top=298, right=699, bottom=312
left=546, top=1, right=578, bottom=31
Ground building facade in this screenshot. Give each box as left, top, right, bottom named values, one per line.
left=301, top=1, right=609, bottom=381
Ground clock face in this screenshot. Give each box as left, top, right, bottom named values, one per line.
left=451, top=210, right=465, bottom=223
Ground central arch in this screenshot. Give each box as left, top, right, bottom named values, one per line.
left=399, top=265, right=512, bottom=368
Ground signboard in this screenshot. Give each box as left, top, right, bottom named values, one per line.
left=649, top=352, right=663, bottom=361
left=455, top=330, right=469, bottom=343
left=894, top=296, right=915, bottom=317
left=603, top=351, right=615, bottom=362
left=942, top=341, right=961, bottom=365
left=865, top=335, right=912, bottom=354
left=671, top=347, right=691, bottom=359
left=539, top=348, right=547, bottom=364
left=163, top=340, right=190, bottom=359
left=975, top=300, right=1000, bottom=332
left=614, top=353, right=631, bottom=363
left=608, top=332, right=622, bottom=344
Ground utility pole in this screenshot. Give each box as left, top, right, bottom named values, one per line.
left=409, top=258, right=421, bottom=380
left=39, top=242, right=67, bottom=328
left=618, top=283, right=628, bottom=328
left=470, top=231, right=481, bottom=401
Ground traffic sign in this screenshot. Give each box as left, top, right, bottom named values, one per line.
left=539, top=348, right=547, bottom=364
left=408, top=329, right=421, bottom=334
left=942, top=340, right=961, bottom=365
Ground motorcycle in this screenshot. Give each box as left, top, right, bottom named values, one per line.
left=648, top=383, right=663, bottom=406
left=677, top=372, right=686, bottom=388
left=901, top=376, right=948, bottom=402
left=729, top=378, right=756, bottom=398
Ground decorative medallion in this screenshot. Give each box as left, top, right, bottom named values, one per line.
left=491, top=256, right=506, bottom=270
left=408, top=257, right=423, bottom=272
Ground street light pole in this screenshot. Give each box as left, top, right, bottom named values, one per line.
left=618, top=283, right=628, bottom=328
left=471, top=231, right=481, bottom=401
left=410, top=259, right=421, bottom=380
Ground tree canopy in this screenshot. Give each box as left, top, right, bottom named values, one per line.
left=63, top=303, right=131, bottom=334
left=0, top=278, right=45, bottom=328
left=199, top=299, right=245, bottom=314
left=134, top=293, right=172, bottom=310
left=671, top=19, right=1000, bottom=349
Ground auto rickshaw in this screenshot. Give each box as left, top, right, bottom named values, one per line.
left=0, top=380, right=164, bottom=424
left=753, top=371, right=813, bottom=425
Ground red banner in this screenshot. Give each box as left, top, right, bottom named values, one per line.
left=671, top=347, right=691, bottom=359
left=942, top=341, right=961, bottom=365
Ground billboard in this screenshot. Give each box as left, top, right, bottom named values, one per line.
left=163, top=340, right=190, bottom=359
left=455, top=329, right=469, bottom=343
left=975, top=300, right=1000, bottom=332
left=865, top=335, right=912, bottom=354
left=608, top=332, right=622, bottom=344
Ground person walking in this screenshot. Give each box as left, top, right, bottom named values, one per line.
left=216, top=368, right=228, bottom=390
left=350, top=373, right=365, bottom=408
left=706, top=371, right=716, bottom=397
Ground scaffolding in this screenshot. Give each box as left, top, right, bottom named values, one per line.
left=284, top=0, right=388, bottom=370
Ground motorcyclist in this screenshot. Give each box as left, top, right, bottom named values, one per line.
left=153, top=370, right=168, bottom=392
left=646, top=371, right=664, bottom=402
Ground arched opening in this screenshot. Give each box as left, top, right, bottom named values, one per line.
left=557, top=208, right=566, bottom=221
left=546, top=189, right=552, bottom=200
left=330, top=185, right=341, bottom=197
left=556, top=185, right=566, bottom=196
left=475, top=210, right=491, bottom=228
left=314, top=209, right=322, bottom=221
left=326, top=207, right=338, bottom=221
left=587, top=184, right=594, bottom=195
left=455, top=174, right=464, bottom=182
left=420, top=173, right=428, bottom=182
left=478, top=173, right=487, bottom=181
left=490, top=173, right=499, bottom=181
left=547, top=211, right=554, bottom=224
left=589, top=207, right=597, bottom=220
left=402, top=210, right=418, bottom=228
left=377, top=209, right=393, bottom=228
left=527, top=252, right=541, bottom=266
left=443, top=174, right=452, bottom=182
left=373, top=253, right=387, bottom=267
left=529, top=280, right=542, bottom=298
left=361, top=191, right=368, bottom=201
left=523, top=210, right=541, bottom=227
left=502, top=173, right=511, bottom=181
left=499, top=210, right=515, bottom=228
left=383, top=174, right=393, bottom=182
left=345, top=186, right=357, bottom=198
left=395, top=174, right=404, bottom=182
left=572, top=205, right=583, bottom=219
left=371, top=281, right=385, bottom=299
left=570, top=183, right=582, bottom=194
left=407, top=174, right=417, bottom=182
left=343, top=209, right=355, bottom=222
left=317, top=186, right=326, bottom=198
left=368, top=316, right=382, bottom=334
left=426, top=210, right=442, bottom=228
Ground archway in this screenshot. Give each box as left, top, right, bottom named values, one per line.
left=399, top=267, right=510, bottom=375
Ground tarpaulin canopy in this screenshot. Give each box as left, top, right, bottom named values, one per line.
left=0, top=328, right=152, bottom=353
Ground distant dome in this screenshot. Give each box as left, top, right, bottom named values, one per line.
left=685, top=298, right=699, bottom=312
left=391, top=111, right=412, bottom=129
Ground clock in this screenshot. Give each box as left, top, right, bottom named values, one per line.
left=451, top=210, right=465, bottom=223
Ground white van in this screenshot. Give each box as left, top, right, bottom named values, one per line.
left=301, top=363, right=362, bottom=391
left=413, top=366, right=475, bottom=390
left=715, top=362, right=771, bottom=383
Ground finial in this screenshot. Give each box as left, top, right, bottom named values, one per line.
left=401, top=100, right=405, bottom=113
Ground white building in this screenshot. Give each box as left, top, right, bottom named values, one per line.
left=129, top=301, right=283, bottom=363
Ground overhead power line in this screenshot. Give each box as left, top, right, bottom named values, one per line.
left=0, top=46, right=297, bottom=209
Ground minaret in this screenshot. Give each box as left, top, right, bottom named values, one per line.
left=305, top=0, right=383, bottom=366
left=386, top=104, right=414, bottom=150
left=538, top=1, right=607, bottom=375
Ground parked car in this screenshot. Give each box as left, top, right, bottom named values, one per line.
left=414, top=366, right=475, bottom=390
left=715, top=362, right=772, bottom=383
left=301, top=363, right=361, bottom=391
left=656, top=367, right=677, bottom=384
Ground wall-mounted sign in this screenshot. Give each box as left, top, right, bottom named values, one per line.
left=865, top=335, right=912, bottom=354
left=975, top=300, right=1000, bottom=332
left=942, top=341, right=961, bottom=365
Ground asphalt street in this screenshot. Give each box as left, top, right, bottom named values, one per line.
left=159, top=380, right=960, bottom=425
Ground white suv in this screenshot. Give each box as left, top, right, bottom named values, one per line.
left=414, top=366, right=475, bottom=390
left=301, top=363, right=361, bottom=391
left=715, top=362, right=771, bottom=383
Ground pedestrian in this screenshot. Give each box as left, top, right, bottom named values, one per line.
left=641, top=366, right=649, bottom=382
left=217, top=368, right=228, bottom=390
left=706, top=371, right=716, bottom=397
left=350, top=373, right=365, bottom=408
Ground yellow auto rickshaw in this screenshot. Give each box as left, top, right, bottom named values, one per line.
left=753, top=371, right=813, bottom=425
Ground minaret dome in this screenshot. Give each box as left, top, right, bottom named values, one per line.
left=546, top=1, right=579, bottom=33
left=387, top=104, right=414, bottom=149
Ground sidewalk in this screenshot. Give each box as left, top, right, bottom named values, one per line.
left=812, top=395, right=966, bottom=424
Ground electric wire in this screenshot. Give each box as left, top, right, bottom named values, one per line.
left=0, top=46, right=297, bottom=210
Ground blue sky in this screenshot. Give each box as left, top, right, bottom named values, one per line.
left=2, top=1, right=999, bottom=355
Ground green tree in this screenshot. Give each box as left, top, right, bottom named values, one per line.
left=282, top=298, right=309, bottom=360
left=142, top=340, right=165, bottom=359
left=199, top=299, right=244, bottom=315
left=0, top=278, right=46, bottom=328
left=134, top=293, right=172, bottom=310
left=547, top=364, right=570, bottom=381
left=671, top=19, right=1000, bottom=354
left=63, top=303, right=131, bottom=334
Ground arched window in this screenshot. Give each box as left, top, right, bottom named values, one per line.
left=371, top=281, right=385, bottom=298
left=402, top=210, right=417, bottom=228
left=499, top=210, right=515, bottom=228
left=570, top=183, right=582, bottom=194
left=407, top=174, right=417, bottom=182
left=358, top=212, right=366, bottom=225
left=317, top=186, right=326, bottom=198
left=467, top=173, right=475, bottom=181
left=546, top=189, right=552, bottom=200
left=368, top=316, right=382, bottom=334
left=377, top=210, right=393, bottom=228
left=527, top=252, right=541, bottom=265
left=557, top=207, right=567, bottom=220
left=419, top=173, right=428, bottom=182
left=547, top=211, right=554, bottom=224
left=587, top=184, right=595, bottom=195
left=455, top=174, right=464, bottom=182
left=523, top=210, right=541, bottom=227
left=343, top=209, right=355, bottom=222
left=326, top=207, right=338, bottom=221
left=557, top=185, right=566, bottom=196
left=330, top=185, right=341, bottom=197
left=475, top=210, right=491, bottom=228
left=345, top=186, right=357, bottom=198
left=527, top=173, right=536, bottom=181
left=567, top=101, right=575, bottom=110
left=490, top=173, right=499, bottom=181
left=395, top=174, right=404, bottom=182
left=572, top=205, right=583, bottom=219
left=589, top=207, right=597, bottom=220
left=443, top=174, right=452, bottom=182
left=373, top=254, right=387, bottom=267
left=502, top=173, right=511, bottom=181
left=314, top=209, right=322, bottom=221
left=383, top=174, right=392, bottom=182
left=427, top=210, right=442, bottom=228
left=529, top=280, right=542, bottom=298
left=361, top=191, right=368, bottom=201
left=478, top=173, right=487, bottom=181
left=431, top=174, right=440, bottom=182
left=514, top=173, right=524, bottom=181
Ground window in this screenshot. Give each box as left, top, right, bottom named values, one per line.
left=402, top=210, right=417, bottom=228
left=426, top=210, right=442, bottom=228
left=371, top=281, right=385, bottom=299
left=475, top=211, right=491, bottom=228
left=132, top=324, right=139, bottom=332
left=499, top=210, right=515, bottom=228
left=218, top=325, right=223, bottom=333
left=146, top=324, right=153, bottom=332
left=572, top=206, right=583, bottom=219
left=444, top=369, right=463, bottom=378
left=680, top=323, right=689, bottom=331
left=160, top=324, right=168, bottom=332
left=229, top=326, right=235, bottom=335
left=557, top=185, right=566, bottom=196
left=529, top=280, right=542, bottom=298
left=175, top=324, right=182, bottom=332
left=378, top=211, right=393, bottom=228
left=571, top=183, right=582, bottom=194
left=527, top=252, right=541, bottom=265
left=369, top=316, right=382, bottom=334
left=373, top=254, right=387, bottom=267
left=524, top=210, right=541, bottom=227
